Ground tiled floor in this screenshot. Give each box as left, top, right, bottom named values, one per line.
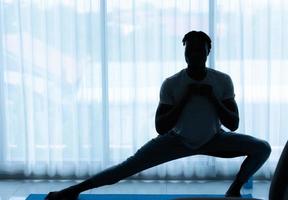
left=0, top=179, right=270, bottom=200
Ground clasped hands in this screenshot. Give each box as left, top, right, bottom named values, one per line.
left=185, top=83, right=216, bottom=100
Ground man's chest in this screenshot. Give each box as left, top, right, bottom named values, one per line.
left=172, top=80, right=224, bottom=104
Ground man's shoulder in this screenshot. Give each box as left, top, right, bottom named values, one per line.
left=208, top=68, right=230, bottom=77
left=165, top=68, right=185, bottom=83
left=208, top=68, right=231, bottom=80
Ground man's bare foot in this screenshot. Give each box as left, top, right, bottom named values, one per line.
left=225, top=180, right=243, bottom=198
left=44, top=189, right=79, bottom=200
left=225, top=190, right=242, bottom=198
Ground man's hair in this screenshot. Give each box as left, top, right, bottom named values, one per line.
left=182, top=31, right=212, bottom=54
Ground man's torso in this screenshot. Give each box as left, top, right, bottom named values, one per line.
left=164, top=68, right=231, bottom=149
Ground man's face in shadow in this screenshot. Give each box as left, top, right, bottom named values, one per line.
left=184, top=38, right=209, bottom=70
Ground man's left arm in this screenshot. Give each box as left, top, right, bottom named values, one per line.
left=211, top=97, right=239, bottom=131
left=201, top=75, right=239, bottom=131
left=212, top=74, right=239, bottom=131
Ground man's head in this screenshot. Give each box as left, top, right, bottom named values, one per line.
left=182, top=31, right=211, bottom=69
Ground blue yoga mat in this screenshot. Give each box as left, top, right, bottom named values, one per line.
left=26, top=193, right=257, bottom=200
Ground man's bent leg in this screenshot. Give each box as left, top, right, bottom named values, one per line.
left=197, top=130, right=271, bottom=196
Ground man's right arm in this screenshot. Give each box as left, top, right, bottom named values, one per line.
left=155, top=92, right=191, bottom=135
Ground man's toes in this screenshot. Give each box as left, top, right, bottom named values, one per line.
left=225, top=191, right=241, bottom=197
left=44, top=191, right=79, bottom=200
left=44, top=192, right=57, bottom=200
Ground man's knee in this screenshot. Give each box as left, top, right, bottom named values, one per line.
left=262, top=140, right=272, bottom=157
left=254, top=140, right=272, bottom=158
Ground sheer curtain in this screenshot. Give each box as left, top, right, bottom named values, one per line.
left=0, top=0, right=286, bottom=180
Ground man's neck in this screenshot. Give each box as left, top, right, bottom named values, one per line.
left=186, top=65, right=207, bottom=81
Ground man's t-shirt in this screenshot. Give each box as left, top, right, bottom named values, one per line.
left=159, top=68, right=235, bottom=149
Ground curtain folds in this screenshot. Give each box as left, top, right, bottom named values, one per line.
left=0, top=0, right=286, bottom=180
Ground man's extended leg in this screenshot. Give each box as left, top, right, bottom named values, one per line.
left=197, top=129, right=271, bottom=197
left=45, top=131, right=195, bottom=200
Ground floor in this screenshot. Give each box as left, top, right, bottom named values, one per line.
left=0, top=179, right=270, bottom=200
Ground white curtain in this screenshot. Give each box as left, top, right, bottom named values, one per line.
left=0, top=0, right=286, bottom=180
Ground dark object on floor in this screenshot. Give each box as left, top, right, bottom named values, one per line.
left=269, top=140, right=288, bottom=200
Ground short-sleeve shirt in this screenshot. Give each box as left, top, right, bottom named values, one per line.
left=159, top=68, right=235, bottom=149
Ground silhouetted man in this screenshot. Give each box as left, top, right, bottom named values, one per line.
left=45, top=31, right=271, bottom=200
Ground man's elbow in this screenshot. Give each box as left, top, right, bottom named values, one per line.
left=229, top=125, right=238, bottom=132
left=156, top=128, right=164, bottom=135
left=155, top=119, right=164, bottom=135
left=228, top=117, right=239, bottom=131
left=155, top=125, right=166, bottom=135
left=155, top=119, right=169, bottom=135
